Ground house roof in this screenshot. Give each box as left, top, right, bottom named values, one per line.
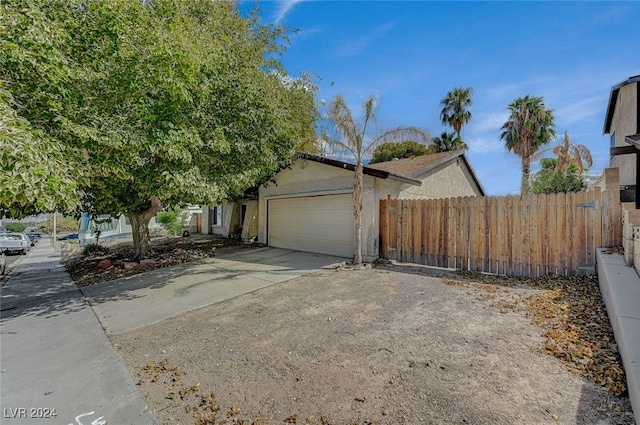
left=603, top=75, right=640, bottom=134
left=367, top=150, right=485, bottom=195
left=297, top=150, right=485, bottom=196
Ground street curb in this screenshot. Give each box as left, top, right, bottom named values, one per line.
left=596, top=248, right=640, bottom=424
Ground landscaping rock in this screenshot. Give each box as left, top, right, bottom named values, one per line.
left=123, top=262, right=137, bottom=270
left=96, top=259, right=112, bottom=270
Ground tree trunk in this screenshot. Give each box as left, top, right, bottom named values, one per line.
left=521, top=156, right=531, bottom=194
left=353, top=163, right=363, bottom=266
left=129, top=196, right=162, bottom=258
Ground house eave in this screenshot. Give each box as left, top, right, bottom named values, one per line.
left=296, top=152, right=421, bottom=186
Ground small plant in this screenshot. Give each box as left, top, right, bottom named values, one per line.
left=5, top=222, right=26, bottom=232
left=157, top=208, right=190, bottom=236
left=83, top=243, right=109, bottom=256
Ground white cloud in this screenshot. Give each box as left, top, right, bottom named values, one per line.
left=335, top=22, right=395, bottom=58
left=553, top=96, right=604, bottom=126
left=466, top=135, right=504, bottom=155
left=469, top=111, right=509, bottom=134
left=273, top=0, right=305, bottom=23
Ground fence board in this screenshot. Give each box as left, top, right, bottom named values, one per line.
left=380, top=198, right=389, bottom=259
left=496, top=196, right=507, bottom=275
left=566, top=192, right=576, bottom=275
left=575, top=190, right=588, bottom=275
left=425, top=199, right=434, bottom=266
left=547, top=193, right=558, bottom=275
left=537, top=194, right=548, bottom=276
left=556, top=192, right=567, bottom=275
left=447, top=198, right=458, bottom=267
left=390, top=199, right=399, bottom=261
left=455, top=197, right=465, bottom=269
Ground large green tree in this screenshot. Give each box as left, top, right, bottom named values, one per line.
left=1, top=0, right=318, bottom=256
left=500, top=95, right=556, bottom=194
left=440, top=87, right=473, bottom=140
left=327, top=94, right=430, bottom=266
left=369, top=140, right=429, bottom=164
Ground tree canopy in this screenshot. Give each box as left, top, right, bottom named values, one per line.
left=531, top=158, right=586, bottom=194
left=1, top=0, right=319, bottom=255
left=500, top=95, right=556, bottom=194
left=429, top=131, right=467, bottom=153
left=440, top=87, right=473, bottom=140
left=369, top=141, right=429, bottom=164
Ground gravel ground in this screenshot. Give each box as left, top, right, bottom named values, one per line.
left=110, top=265, right=635, bottom=425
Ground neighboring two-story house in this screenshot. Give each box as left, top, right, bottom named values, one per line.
left=605, top=75, right=640, bottom=208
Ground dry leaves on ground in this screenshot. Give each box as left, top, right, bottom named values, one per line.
left=446, top=272, right=627, bottom=397
left=63, top=235, right=246, bottom=287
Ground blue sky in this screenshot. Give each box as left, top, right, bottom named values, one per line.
left=242, top=1, right=639, bottom=195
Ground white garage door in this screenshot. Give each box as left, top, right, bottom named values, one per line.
left=268, top=194, right=354, bottom=258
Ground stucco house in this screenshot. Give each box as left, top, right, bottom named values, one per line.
left=258, top=150, right=484, bottom=262
left=200, top=190, right=259, bottom=242
left=605, top=75, right=640, bottom=208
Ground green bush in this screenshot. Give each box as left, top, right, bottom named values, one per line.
left=531, top=158, right=586, bottom=194
left=83, top=243, right=109, bottom=256
left=157, top=208, right=190, bottom=236
left=5, top=222, right=26, bottom=232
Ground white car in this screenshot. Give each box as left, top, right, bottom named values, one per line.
left=0, top=233, right=30, bottom=255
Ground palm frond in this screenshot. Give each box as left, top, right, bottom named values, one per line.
left=328, top=94, right=364, bottom=157
left=367, top=126, right=431, bottom=156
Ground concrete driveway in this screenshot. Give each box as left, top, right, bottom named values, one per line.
left=81, top=247, right=344, bottom=334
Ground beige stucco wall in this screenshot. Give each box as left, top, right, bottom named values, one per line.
left=259, top=157, right=482, bottom=262
left=398, top=158, right=482, bottom=199
left=610, top=82, right=638, bottom=186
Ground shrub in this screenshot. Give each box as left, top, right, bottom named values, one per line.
left=5, top=222, right=26, bottom=232
left=83, top=243, right=109, bottom=256
left=157, top=208, right=190, bottom=236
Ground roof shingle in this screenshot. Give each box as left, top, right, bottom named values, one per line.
left=366, top=150, right=463, bottom=179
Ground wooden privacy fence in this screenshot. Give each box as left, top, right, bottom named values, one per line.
left=379, top=188, right=622, bottom=278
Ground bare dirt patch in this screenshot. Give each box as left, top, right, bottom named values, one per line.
left=110, top=265, right=635, bottom=425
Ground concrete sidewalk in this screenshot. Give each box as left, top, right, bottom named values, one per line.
left=0, top=240, right=157, bottom=425
left=596, top=249, right=640, bottom=424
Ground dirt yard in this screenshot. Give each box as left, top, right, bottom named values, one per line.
left=110, top=263, right=635, bottom=425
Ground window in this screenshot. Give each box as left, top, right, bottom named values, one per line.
left=212, top=204, right=222, bottom=226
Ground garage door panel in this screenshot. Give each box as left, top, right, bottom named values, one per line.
left=268, top=194, right=354, bottom=258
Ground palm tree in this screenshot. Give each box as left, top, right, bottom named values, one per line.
left=531, top=131, right=592, bottom=174
left=327, top=93, right=431, bottom=266
left=440, top=87, right=473, bottom=140
left=500, top=95, right=556, bottom=194
left=554, top=132, right=593, bottom=173
left=429, top=131, right=467, bottom=153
